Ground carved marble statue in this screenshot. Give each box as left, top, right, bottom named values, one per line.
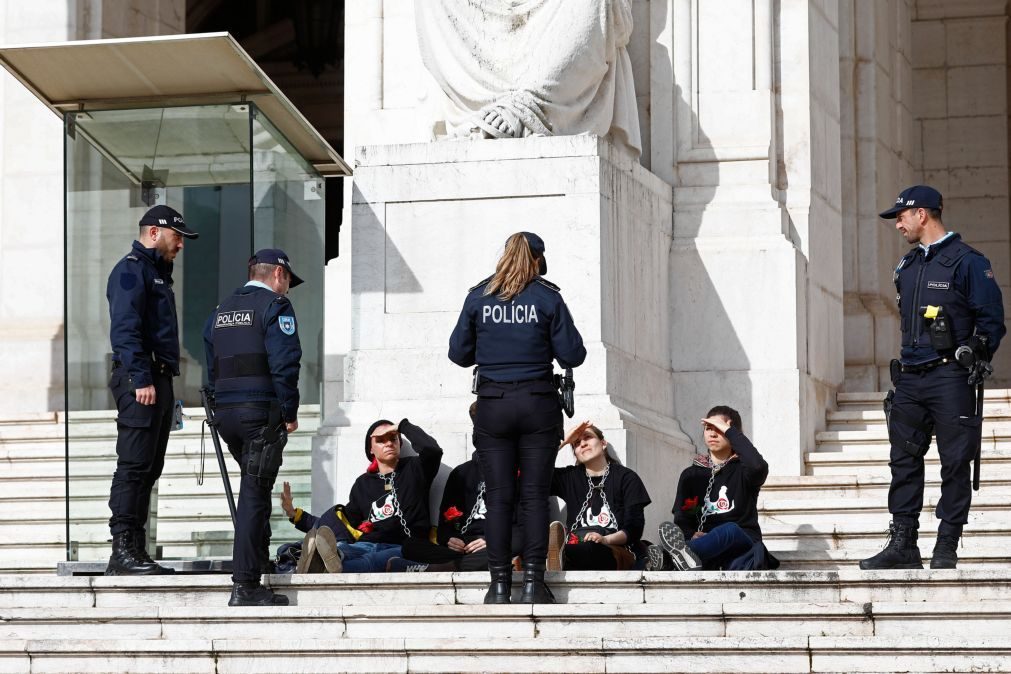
left=415, top=0, right=642, bottom=157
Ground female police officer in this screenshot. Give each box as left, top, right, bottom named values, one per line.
left=449, top=232, right=586, bottom=604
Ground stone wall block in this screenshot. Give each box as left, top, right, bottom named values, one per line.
left=945, top=17, right=1007, bottom=67
left=946, top=65, right=1007, bottom=117
left=911, top=20, right=946, bottom=68
left=947, top=115, right=1007, bottom=168
left=912, top=68, right=947, bottom=119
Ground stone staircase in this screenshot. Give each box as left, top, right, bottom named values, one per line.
left=761, top=389, right=1011, bottom=569
left=0, top=407, right=317, bottom=573
left=3, top=393, right=1011, bottom=671
left=2, top=571, right=1011, bottom=671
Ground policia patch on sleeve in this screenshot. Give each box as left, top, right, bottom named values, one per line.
left=278, top=315, right=296, bottom=335
left=215, top=310, right=255, bottom=329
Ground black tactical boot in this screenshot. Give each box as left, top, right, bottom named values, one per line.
left=104, top=532, right=161, bottom=576
left=518, top=562, right=554, bottom=604
left=228, top=582, right=290, bottom=606
left=483, top=564, right=513, bottom=604
left=132, top=530, right=175, bottom=575
left=930, top=533, right=960, bottom=569
left=859, top=521, right=923, bottom=570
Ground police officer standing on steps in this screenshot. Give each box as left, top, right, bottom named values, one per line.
left=449, top=232, right=586, bottom=604
left=106, top=205, right=198, bottom=576
left=861, top=185, right=1005, bottom=571
left=204, top=249, right=303, bottom=606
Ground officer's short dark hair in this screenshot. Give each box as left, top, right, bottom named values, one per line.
left=706, top=405, right=743, bottom=433
left=925, top=207, right=942, bottom=222
left=249, top=262, right=286, bottom=281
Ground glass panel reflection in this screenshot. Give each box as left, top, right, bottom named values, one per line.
left=65, top=102, right=323, bottom=566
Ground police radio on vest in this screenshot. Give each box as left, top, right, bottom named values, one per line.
left=482, top=304, right=539, bottom=324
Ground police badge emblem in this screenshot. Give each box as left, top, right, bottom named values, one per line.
left=278, top=315, right=296, bottom=335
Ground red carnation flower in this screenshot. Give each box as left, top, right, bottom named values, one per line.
left=444, top=506, right=464, bottom=521
left=681, top=496, right=699, bottom=511
left=567, top=533, right=579, bottom=545
left=357, top=520, right=374, bottom=533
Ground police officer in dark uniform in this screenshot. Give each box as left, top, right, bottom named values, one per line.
left=449, top=232, right=586, bottom=604
left=204, top=249, right=303, bottom=606
left=106, top=204, right=198, bottom=575
left=861, top=185, right=1005, bottom=570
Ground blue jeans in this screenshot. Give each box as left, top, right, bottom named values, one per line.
left=336, top=541, right=402, bottom=573
left=687, top=522, right=754, bottom=570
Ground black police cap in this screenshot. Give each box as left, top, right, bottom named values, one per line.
left=139, top=205, right=199, bottom=239
left=879, top=185, right=943, bottom=219
left=521, top=231, right=547, bottom=275
left=249, top=248, right=304, bottom=288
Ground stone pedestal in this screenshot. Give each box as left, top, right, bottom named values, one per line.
left=313, top=135, right=693, bottom=535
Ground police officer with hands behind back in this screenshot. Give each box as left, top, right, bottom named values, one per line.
left=106, top=205, right=198, bottom=576
left=204, top=249, right=303, bottom=606
left=861, top=185, right=1005, bottom=571
left=449, top=232, right=586, bottom=604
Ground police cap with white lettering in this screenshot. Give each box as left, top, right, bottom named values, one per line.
left=139, top=205, right=199, bottom=239
left=878, top=185, right=943, bottom=219
left=521, top=231, right=547, bottom=275
left=249, top=248, right=304, bottom=288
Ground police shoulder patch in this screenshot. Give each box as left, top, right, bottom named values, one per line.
left=469, top=276, right=493, bottom=292
left=119, top=272, right=138, bottom=291
left=126, top=255, right=139, bottom=262
left=278, top=315, right=296, bottom=335
left=535, top=277, right=561, bottom=292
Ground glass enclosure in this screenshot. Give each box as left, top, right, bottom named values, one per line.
left=65, top=103, right=323, bottom=564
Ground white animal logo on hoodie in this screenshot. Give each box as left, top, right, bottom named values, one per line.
left=703, top=485, right=735, bottom=516
left=370, top=493, right=398, bottom=522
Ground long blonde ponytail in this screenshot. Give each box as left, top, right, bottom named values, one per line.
left=484, top=233, right=539, bottom=301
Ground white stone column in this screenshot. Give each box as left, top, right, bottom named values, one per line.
left=912, top=0, right=1011, bottom=386
left=839, top=0, right=915, bottom=394
left=668, top=0, right=844, bottom=474
left=314, top=135, right=693, bottom=536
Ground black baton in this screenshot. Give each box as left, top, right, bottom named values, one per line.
left=973, top=381, right=984, bottom=491
left=201, top=387, right=237, bottom=528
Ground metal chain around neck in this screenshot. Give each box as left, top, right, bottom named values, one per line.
left=459, top=481, right=486, bottom=535
left=696, top=458, right=728, bottom=533
left=381, top=470, right=412, bottom=537
left=569, top=463, right=618, bottom=533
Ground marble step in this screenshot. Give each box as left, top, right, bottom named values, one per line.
left=805, top=447, right=1011, bottom=477
left=836, top=389, right=1011, bottom=409
left=772, top=546, right=1011, bottom=569
left=0, top=444, right=314, bottom=479
left=0, top=484, right=311, bottom=520
left=761, top=474, right=1011, bottom=500
left=760, top=518, right=1011, bottom=550
left=3, top=599, right=1009, bottom=643
left=3, top=634, right=1010, bottom=673
left=4, top=570, right=1011, bottom=609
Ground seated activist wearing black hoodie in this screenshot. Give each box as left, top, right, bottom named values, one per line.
left=647, top=405, right=779, bottom=572
left=281, top=418, right=443, bottom=573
